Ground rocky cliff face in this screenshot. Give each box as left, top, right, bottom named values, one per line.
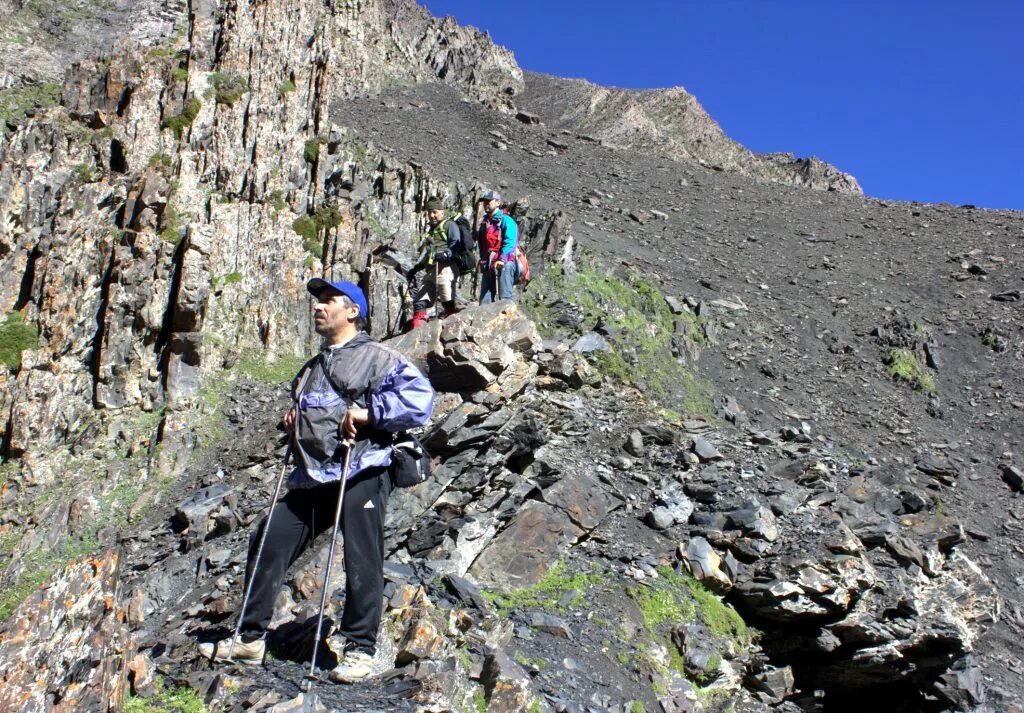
left=0, top=0, right=186, bottom=89
left=1, top=1, right=1022, bottom=712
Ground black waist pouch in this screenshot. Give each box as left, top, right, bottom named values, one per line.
left=390, top=433, right=431, bottom=488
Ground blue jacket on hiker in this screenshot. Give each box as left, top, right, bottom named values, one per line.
left=478, top=209, right=519, bottom=266
left=288, top=332, right=434, bottom=487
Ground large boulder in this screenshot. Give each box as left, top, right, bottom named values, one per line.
left=388, top=302, right=541, bottom=393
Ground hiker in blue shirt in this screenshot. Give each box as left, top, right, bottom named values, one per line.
left=476, top=190, right=519, bottom=303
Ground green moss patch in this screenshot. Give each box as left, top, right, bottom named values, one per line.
left=0, top=313, right=39, bottom=371
left=159, top=204, right=185, bottom=245
left=628, top=566, right=750, bottom=676
left=161, top=97, right=201, bottom=139
left=0, top=530, right=101, bottom=621
left=887, top=348, right=936, bottom=393
left=0, top=82, right=62, bottom=136
left=292, top=206, right=344, bottom=260
left=631, top=570, right=696, bottom=631
left=303, top=138, right=321, bottom=163
left=235, top=350, right=306, bottom=385
left=482, top=561, right=604, bottom=615
left=207, top=72, right=248, bottom=106
left=124, top=679, right=208, bottom=713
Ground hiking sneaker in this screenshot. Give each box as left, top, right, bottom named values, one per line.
left=328, top=649, right=374, bottom=683
left=198, top=635, right=266, bottom=665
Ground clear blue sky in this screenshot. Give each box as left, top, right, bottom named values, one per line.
left=422, top=1, right=1023, bottom=210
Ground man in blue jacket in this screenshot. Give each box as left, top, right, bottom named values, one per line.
left=476, top=190, right=519, bottom=303
left=201, top=279, right=434, bottom=683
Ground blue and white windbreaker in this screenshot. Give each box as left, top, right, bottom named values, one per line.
left=288, top=332, right=434, bottom=488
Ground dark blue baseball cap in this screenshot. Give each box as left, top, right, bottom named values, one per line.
left=306, top=278, right=368, bottom=318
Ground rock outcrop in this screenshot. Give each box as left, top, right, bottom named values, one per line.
left=520, top=72, right=862, bottom=194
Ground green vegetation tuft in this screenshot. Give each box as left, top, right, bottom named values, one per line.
left=303, top=138, right=321, bottom=163
left=75, top=162, right=100, bottom=183
left=124, top=679, right=208, bottom=713
left=627, top=566, right=750, bottom=682
left=207, top=72, right=248, bottom=106
left=482, top=560, right=604, bottom=615
left=148, top=152, right=173, bottom=169
left=91, top=126, right=114, bottom=142
left=694, top=685, right=731, bottom=709
left=523, top=259, right=713, bottom=416
left=0, top=312, right=39, bottom=371
left=0, top=82, right=62, bottom=136
left=235, top=350, right=306, bottom=384
left=472, top=690, right=487, bottom=713
left=292, top=215, right=317, bottom=242
left=314, top=205, right=343, bottom=231
left=278, top=80, right=297, bottom=98
left=211, top=272, right=243, bottom=289
left=147, top=44, right=180, bottom=61
left=631, top=575, right=695, bottom=632
left=887, top=348, right=936, bottom=393
left=0, top=566, right=49, bottom=621
left=268, top=190, right=288, bottom=212
left=292, top=206, right=343, bottom=260
left=160, top=205, right=184, bottom=245
left=161, top=97, right=201, bottom=139
left=678, top=571, right=748, bottom=643
left=171, top=67, right=189, bottom=83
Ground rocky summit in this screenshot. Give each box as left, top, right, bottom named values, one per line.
left=0, top=1, right=1022, bottom=712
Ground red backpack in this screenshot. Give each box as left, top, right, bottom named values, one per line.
left=514, top=245, right=531, bottom=286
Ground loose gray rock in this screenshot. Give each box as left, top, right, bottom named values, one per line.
left=1002, top=465, right=1024, bottom=492
left=693, top=437, right=723, bottom=462
left=624, top=430, right=644, bottom=457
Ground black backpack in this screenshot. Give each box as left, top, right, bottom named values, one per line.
left=449, top=215, right=477, bottom=273
left=389, top=433, right=432, bottom=488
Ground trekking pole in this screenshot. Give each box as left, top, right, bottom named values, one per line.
left=227, top=444, right=292, bottom=662
left=304, top=438, right=355, bottom=690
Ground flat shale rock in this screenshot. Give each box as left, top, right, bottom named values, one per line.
left=469, top=501, right=584, bottom=593
left=542, top=469, right=623, bottom=530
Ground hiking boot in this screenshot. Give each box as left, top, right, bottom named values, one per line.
left=198, top=635, right=266, bottom=665
left=328, top=649, right=374, bottom=683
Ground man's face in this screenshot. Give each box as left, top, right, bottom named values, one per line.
left=426, top=208, right=444, bottom=226
left=313, top=289, right=359, bottom=338
left=483, top=198, right=500, bottom=214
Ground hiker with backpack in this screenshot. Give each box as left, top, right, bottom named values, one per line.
left=407, top=196, right=474, bottom=329
left=476, top=190, right=520, bottom=303
left=200, top=279, right=434, bottom=684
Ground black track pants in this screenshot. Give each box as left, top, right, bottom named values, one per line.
left=240, top=469, right=391, bottom=654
